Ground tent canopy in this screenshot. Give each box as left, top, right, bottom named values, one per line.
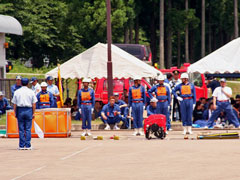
left=188, top=38, right=240, bottom=74
left=46, top=43, right=161, bottom=79
left=0, top=15, right=22, bottom=35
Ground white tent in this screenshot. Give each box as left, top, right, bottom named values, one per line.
left=46, top=43, right=161, bottom=79
left=188, top=38, right=240, bottom=74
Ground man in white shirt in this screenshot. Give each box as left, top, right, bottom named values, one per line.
left=30, top=77, right=41, bottom=95
left=12, top=78, right=38, bottom=150
left=207, top=78, right=239, bottom=128
left=46, top=76, right=60, bottom=108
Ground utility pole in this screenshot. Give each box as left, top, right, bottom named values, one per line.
left=201, top=0, right=205, bottom=58
left=106, top=0, right=113, bottom=98
left=185, top=0, right=189, bottom=62
left=159, top=0, right=165, bottom=69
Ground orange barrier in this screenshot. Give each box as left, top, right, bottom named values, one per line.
left=6, top=108, right=71, bottom=138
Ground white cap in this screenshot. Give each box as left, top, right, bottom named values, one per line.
left=133, top=76, right=142, bottom=80
left=150, top=98, right=158, bottom=103
left=180, top=73, right=189, bottom=79
left=156, top=75, right=164, bottom=81
left=220, top=78, right=226, bottom=82
left=0, top=91, right=4, bottom=96
left=82, top=78, right=91, bottom=83
left=40, top=82, right=48, bottom=87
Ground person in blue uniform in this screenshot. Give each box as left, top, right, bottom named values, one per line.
left=146, top=98, right=158, bottom=116
left=101, top=96, right=121, bottom=130
left=12, top=78, right=38, bottom=150
left=11, top=75, right=22, bottom=98
left=0, top=91, right=12, bottom=115
left=46, top=76, right=59, bottom=108
left=172, top=73, right=196, bottom=135
left=148, top=75, right=171, bottom=130
left=207, top=78, right=239, bottom=129
left=77, top=78, right=95, bottom=136
left=36, top=82, right=54, bottom=109
left=128, top=76, right=146, bottom=136
left=114, top=92, right=129, bottom=129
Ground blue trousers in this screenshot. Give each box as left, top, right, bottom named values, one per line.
left=101, top=116, right=121, bottom=124
left=207, top=102, right=240, bottom=128
left=132, top=102, right=144, bottom=128
left=17, top=107, right=33, bottom=148
left=81, top=104, right=92, bottom=129
left=157, top=101, right=170, bottom=130
left=180, top=99, right=193, bottom=126
left=193, top=120, right=208, bottom=128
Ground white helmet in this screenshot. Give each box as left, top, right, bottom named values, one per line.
left=82, top=78, right=91, bottom=83
left=40, top=82, right=48, bottom=87
left=133, top=76, right=142, bottom=80
left=156, top=75, right=164, bottom=81
left=180, top=73, right=189, bottom=79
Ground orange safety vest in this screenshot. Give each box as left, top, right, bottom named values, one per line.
left=81, top=91, right=91, bottom=101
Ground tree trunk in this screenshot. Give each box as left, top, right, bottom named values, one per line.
left=124, top=27, right=129, bottom=43
left=201, top=0, right=205, bottom=57
left=234, top=0, right=239, bottom=38
left=129, top=24, right=133, bottom=43
left=159, top=0, right=165, bottom=69
left=150, top=11, right=157, bottom=64
left=189, top=29, right=195, bottom=63
left=135, top=17, right=139, bottom=44
left=177, top=31, right=181, bottom=67
left=185, top=0, right=189, bottom=62
left=208, top=3, right=212, bottom=54
left=166, top=0, right=172, bottom=68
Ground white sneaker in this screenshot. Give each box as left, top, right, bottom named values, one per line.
left=104, top=124, right=110, bottom=130
left=168, top=128, right=173, bottom=131
left=17, top=147, right=25, bottom=150
left=133, top=129, right=138, bottom=136
left=113, top=124, right=120, bottom=130
left=81, top=130, right=87, bottom=136
left=87, top=129, right=92, bottom=136
left=139, top=128, right=144, bottom=136
left=25, top=147, right=32, bottom=150
left=182, top=126, right=187, bottom=135
left=187, top=126, right=193, bottom=135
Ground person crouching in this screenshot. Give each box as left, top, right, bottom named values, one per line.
left=101, top=96, right=121, bottom=130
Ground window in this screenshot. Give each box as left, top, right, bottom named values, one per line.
left=103, top=79, right=124, bottom=91
left=190, top=73, right=202, bottom=87
left=127, top=46, right=141, bottom=55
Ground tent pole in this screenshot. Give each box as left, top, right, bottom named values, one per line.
left=106, top=0, right=113, bottom=98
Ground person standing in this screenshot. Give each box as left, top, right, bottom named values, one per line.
left=12, top=78, right=38, bottom=150
left=36, top=82, right=54, bottom=109
left=77, top=78, right=95, bottom=136
left=11, top=75, right=22, bottom=98
left=148, top=75, right=171, bottom=130
left=169, top=70, right=182, bottom=121
left=30, top=77, right=41, bottom=96
left=46, top=76, right=59, bottom=108
left=172, top=73, right=196, bottom=135
left=207, top=78, right=240, bottom=129
left=129, top=76, right=146, bottom=136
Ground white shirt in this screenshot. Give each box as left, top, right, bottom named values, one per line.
left=32, top=83, right=41, bottom=95
left=169, top=78, right=182, bottom=89
left=47, top=84, right=59, bottom=95
left=12, top=86, right=38, bottom=107
left=212, top=86, right=232, bottom=101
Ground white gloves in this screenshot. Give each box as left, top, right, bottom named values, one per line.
left=91, top=108, right=94, bottom=114
left=193, top=104, right=196, bottom=109
left=79, top=109, right=81, bottom=114
left=143, top=106, right=145, bottom=110
left=177, top=96, right=183, bottom=101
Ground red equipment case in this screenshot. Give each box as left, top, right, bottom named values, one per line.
left=144, top=114, right=167, bottom=139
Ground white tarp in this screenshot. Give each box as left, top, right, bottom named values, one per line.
left=46, top=43, right=161, bottom=79
left=188, top=37, right=240, bottom=74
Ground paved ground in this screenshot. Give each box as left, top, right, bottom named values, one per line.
left=1, top=130, right=240, bottom=180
